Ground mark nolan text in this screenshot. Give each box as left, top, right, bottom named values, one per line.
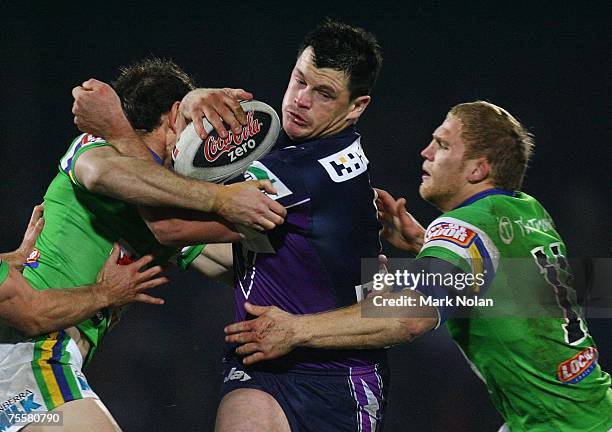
left=373, top=295, right=493, bottom=308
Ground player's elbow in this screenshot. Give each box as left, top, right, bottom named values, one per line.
left=147, top=219, right=186, bottom=247
left=76, top=158, right=112, bottom=192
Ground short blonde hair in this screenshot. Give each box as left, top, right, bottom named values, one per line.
left=450, top=101, right=534, bottom=191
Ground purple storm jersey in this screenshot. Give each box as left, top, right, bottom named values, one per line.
left=229, top=126, right=384, bottom=369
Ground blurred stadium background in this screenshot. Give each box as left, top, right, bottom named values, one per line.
left=1, top=2, right=609, bottom=430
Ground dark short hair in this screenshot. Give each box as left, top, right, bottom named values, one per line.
left=298, top=19, right=383, bottom=100
left=113, top=57, right=196, bottom=132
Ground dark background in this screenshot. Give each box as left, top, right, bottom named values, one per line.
left=1, top=1, right=610, bottom=431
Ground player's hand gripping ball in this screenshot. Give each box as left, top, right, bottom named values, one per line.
left=173, top=100, right=280, bottom=183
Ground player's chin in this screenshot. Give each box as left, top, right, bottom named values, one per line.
left=418, top=183, right=431, bottom=200
left=284, top=123, right=311, bottom=141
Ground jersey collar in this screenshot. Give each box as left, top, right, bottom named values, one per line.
left=276, top=125, right=359, bottom=149
left=455, top=188, right=515, bottom=209
left=146, top=147, right=164, bottom=165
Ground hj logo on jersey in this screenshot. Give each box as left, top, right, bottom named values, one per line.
left=23, top=248, right=40, bottom=269
left=223, top=367, right=252, bottom=383
left=425, top=222, right=476, bottom=247
left=318, top=139, right=368, bottom=183
left=557, top=347, right=598, bottom=384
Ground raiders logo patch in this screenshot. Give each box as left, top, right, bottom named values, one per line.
left=424, top=222, right=477, bottom=248
left=318, top=139, right=368, bottom=183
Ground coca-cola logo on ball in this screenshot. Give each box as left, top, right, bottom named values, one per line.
left=195, top=111, right=272, bottom=168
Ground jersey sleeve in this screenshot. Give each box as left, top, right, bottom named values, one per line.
left=417, top=215, right=500, bottom=296
left=174, top=244, right=206, bottom=271
left=0, top=260, right=8, bottom=285
left=58, top=133, right=111, bottom=188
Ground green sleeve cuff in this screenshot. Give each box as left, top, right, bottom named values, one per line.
left=176, top=244, right=206, bottom=271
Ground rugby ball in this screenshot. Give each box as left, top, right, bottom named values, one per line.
left=172, top=100, right=280, bottom=183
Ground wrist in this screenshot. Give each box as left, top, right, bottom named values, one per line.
left=207, top=183, right=225, bottom=214
left=292, top=315, right=313, bottom=348
left=104, top=117, right=136, bottom=142
left=90, top=282, right=111, bottom=309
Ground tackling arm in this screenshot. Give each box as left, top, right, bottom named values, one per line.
left=224, top=291, right=438, bottom=366
left=74, top=145, right=286, bottom=231
left=0, top=245, right=167, bottom=337
left=138, top=206, right=242, bottom=247
left=224, top=256, right=472, bottom=365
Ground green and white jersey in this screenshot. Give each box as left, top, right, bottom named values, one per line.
left=19, top=133, right=169, bottom=361
left=417, top=189, right=612, bottom=432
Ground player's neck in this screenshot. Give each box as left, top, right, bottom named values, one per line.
left=139, top=129, right=167, bottom=162
left=439, top=183, right=496, bottom=212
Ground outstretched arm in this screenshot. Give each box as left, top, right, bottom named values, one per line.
left=0, top=244, right=168, bottom=337
left=224, top=292, right=437, bottom=366
left=74, top=145, right=286, bottom=231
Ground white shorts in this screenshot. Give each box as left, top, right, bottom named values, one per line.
left=0, top=330, right=99, bottom=431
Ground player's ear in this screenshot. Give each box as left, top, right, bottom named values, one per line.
left=346, top=95, right=371, bottom=121
left=467, top=157, right=491, bottom=183
left=168, top=101, right=182, bottom=133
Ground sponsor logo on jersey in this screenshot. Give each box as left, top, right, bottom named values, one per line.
left=498, top=216, right=514, bottom=244
left=557, top=347, right=598, bottom=384
left=74, top=370, right=92, bottom=391
left=0, top=390, right=40, bottom=414
left=223, top=367, right=252, bottom=383
left=244, top=161, right=292, bottom=200
left=424, top=222, right=477, bottom=247
left=23, top=248, right=40, bottom=269
left=203, top=112, right=262, bottom=163
left=318, top=139, right=368, bottom=183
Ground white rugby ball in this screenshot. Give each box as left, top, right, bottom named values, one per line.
left=172, top=100, right=280, bottom=183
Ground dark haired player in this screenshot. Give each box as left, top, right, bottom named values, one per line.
left=73, top=21, right=386, bottom=431
left=1, top=58, right=271, bottom=432
left=204, top=20, right=387, bottom=432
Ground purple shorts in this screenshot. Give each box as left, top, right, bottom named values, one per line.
left=220, top=355, right=389, bottom=432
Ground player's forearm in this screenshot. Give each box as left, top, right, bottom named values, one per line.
left=139, top=207, right=241, bottom=246
left=12, top=285, right=108, bottom=337
left=147, top=219, right=241, bottom=247
left=296, top=292, right=435, bottom=350
left=84, top=155, right=221, bottom=212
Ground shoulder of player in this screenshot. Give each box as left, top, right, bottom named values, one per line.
left=423, top=210, right=499, bottom=257
left=60, top=134, right=112, bottom=168
left=70, top=133, right=110, bottom=151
